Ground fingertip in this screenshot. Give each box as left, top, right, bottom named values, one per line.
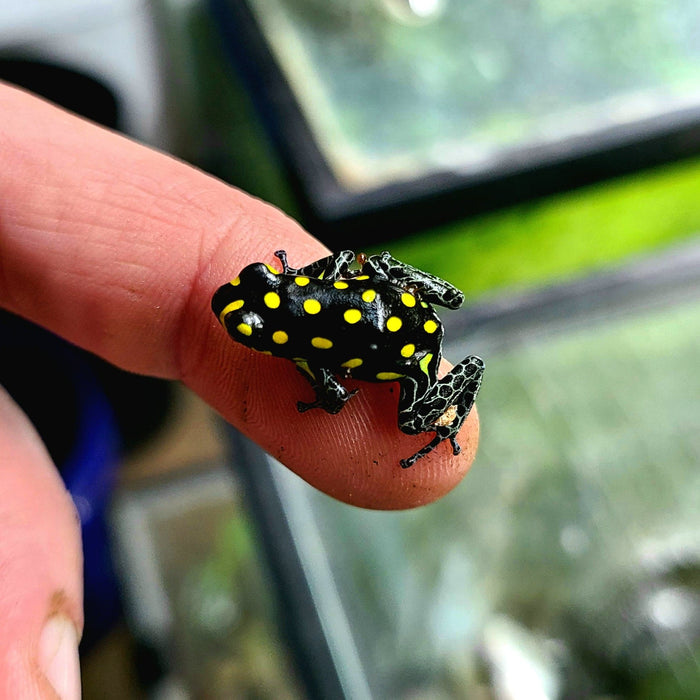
left=0, top=388, right=83, bottom=697
left=217, top=361, right=481, bottom=510
left=302, top=401, right=480, bottom=511
left=39, top=613, right=81, bottom=700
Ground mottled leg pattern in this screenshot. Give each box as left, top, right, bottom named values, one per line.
left=362, top=251, right=465, bottom=309
left=296, top=365, right=357, bottom=415
left=398, top=355, right=484, bottom=468
left=275, top=250, right=355, bottom=281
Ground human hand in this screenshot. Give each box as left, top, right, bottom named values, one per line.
left=0, top=83, right=479, bottom=696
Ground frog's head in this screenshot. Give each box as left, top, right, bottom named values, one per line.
left=212, top=261, right=281, bottom=351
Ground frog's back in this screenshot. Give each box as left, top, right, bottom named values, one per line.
left=213, top=262, right=443, bottom=382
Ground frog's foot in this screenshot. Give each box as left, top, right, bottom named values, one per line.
left=398, top=356, right=484, bottom=468
left=297, top=388, right=357, bottom=415
left=399, top=429, right=446, bottom=468
left=295, top=365, right=358, bottom=415
left=399, top=424, right=464, bottom=468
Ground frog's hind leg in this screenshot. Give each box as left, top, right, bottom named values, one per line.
left=295, top=363, right=357, bottom=415
left=398, top=355, right=484, bottom=468
left=363, top=251, right=465, bottom=310
left=399, top=428, right=454, bottom=469
left=275, top=250, right=355, bottom=281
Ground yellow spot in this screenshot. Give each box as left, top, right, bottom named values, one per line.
left=343, top=308, right=362, bottom=324
left=342, top=358, right=363, bottom=369
left=264, top=291, right=280, bottom=309
left=386, top=316, right=403, bottom=332
left=355, top=275, right=369, bottom=280
left=272, top=330, right=288, bottom=344
left=334, top=281, right=349, bottom=289
left=265, top=263, right=280, bottom=274
left=401, top=292, right=416, bottom=307
left=419, top=352, right=434, bottom=375
left=424, top=319, right=438, bottom=334
left=400, top=343, right=415, bottom=358
left=295, top=276, right=310, bottom=286
left=230, top=276, right=240, bottom=286
left=236, top=323, right=252, bottom=336
left=421, top=301, right=429, bottom=308
left=259, top=350, right=272, bottom=355
left=376, top=371, right=403, bottom=381
left=218, top=299, right=244, bottom=325
left=311, top=337, right=333, bottom=349
left=362, top=289, right=376, bottom=303
left=296, top=360, right=315, bottom=380
left=304, top=299, right=322, bottom=315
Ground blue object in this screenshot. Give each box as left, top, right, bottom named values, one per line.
left=0, top=315, right=122, bottom=647
left=59, top=344, right=122, bottom=648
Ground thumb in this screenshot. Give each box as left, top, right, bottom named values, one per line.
left=0, top=387, right=83, bottom=699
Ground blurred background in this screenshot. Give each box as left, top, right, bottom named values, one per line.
left=1, top=0, right=699, bottom=697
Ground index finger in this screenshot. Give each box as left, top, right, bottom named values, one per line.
left=0, top=84, right=479, bottom=509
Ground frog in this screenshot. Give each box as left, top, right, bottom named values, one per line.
left=212, top=250, right=484, bottom=468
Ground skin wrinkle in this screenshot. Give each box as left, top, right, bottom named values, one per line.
left=81, top=146, right=252, bottom=241
left=158, top=179, right=245, bottom=223
left=56, top=169, right=190, bottom=235
left=101, top=185, right=203, bottom=234
left=5, top=220, right=161, bottom=370
left=6, top=174, right=222, bottom=376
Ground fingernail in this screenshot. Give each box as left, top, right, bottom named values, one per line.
left=39, top=615, right=81, bottom=700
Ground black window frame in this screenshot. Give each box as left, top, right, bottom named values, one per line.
left=209, top=0, right=700, bottom=246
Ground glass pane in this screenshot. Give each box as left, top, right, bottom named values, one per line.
left=272, top=275, right=700, bottom=698
left=246, top=0, right=700, bottom=191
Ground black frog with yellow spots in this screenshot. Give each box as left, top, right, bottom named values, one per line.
left=212, top=250, right=484, bottom=468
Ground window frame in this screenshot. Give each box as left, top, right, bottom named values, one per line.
left=209, top=0, right=700, bottom=245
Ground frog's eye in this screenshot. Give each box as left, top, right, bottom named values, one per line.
left=233, top=311, right=263, bottom=340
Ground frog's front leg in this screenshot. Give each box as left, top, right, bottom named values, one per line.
left=397, top=355, right=484, bottom=468
left=275, top=249, right=355, bottom=281
left=295, top=362, right=357, bottom=415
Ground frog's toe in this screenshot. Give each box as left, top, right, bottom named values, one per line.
left=400, top=454, right=418, bottom=469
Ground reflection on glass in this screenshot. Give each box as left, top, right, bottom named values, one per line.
left=246, top=0, right=700, bottom=190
